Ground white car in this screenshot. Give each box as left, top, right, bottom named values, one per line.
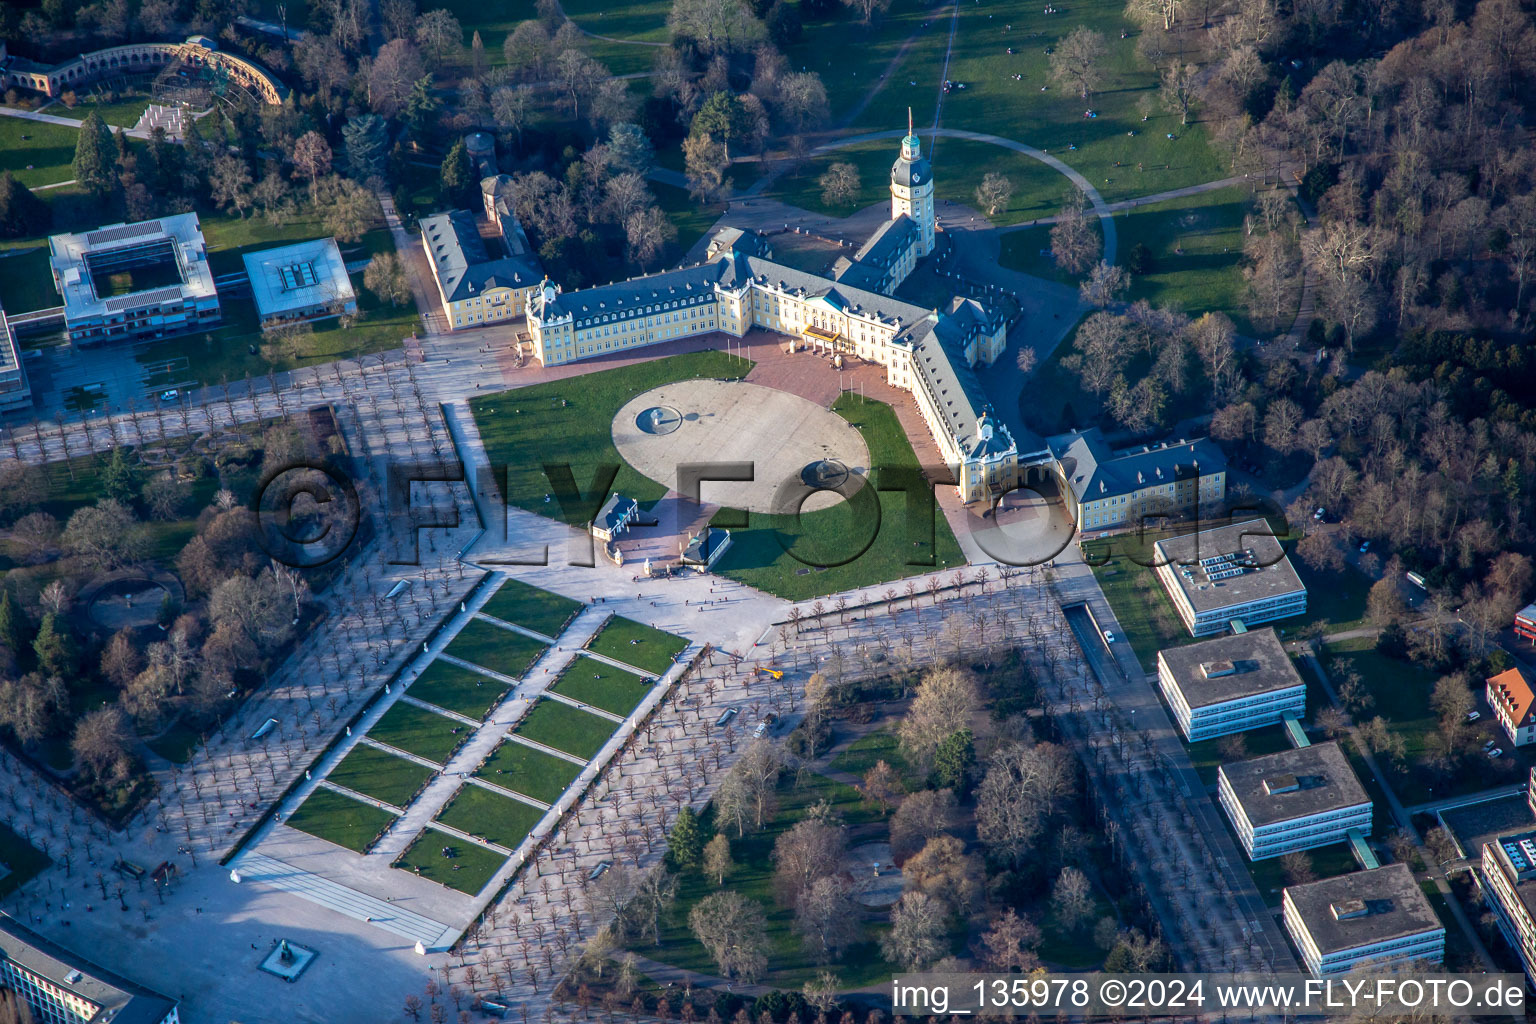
left=1488, top=748, right=1504, bottom=759
left=159, top=389, right=179, bottom=402
left=1103, top=630, right=1116, bottom=645
left=1314, top=507, right=1326, bottom=520
left=1467, top=711, right=1481, bottom=722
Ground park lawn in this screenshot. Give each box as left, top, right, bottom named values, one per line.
left=446, top=617, right=549, bottom=679
left=394, top=827, right=508, bottom=895
left=1184, top=725, right=1292, bottom=787
left=788, top=0, right=945, bottom=128
left=479, top=577, right=584, bottom=638
left=477, top=738, right=584, bottom=805
left=0, top=115, right=86, bottom=187
left=435, top=783, right=545, bottom=849
left=369, top=702, right=472, bottom=765
left=998, top=225, right=1091, bottom=286
left=1420, top=881, right=1479, bottom=970
left=637, top=771, right=896, bottom=988
left=1037, top=888, right=1117, bottom=969
left=827, top=729, right=918, bottom=790
left=145, top=720, right=204, bottom=764
left=285, top=787, right=397, bottom=854
left=0, top=247, right=61, bottom=314
left=586, top=616, right=687, bottom=675
left=933, top=0, right=1229, bottom=207
left=559, top=0, right=669, bottom=41
left=407, top=659, right=511, bottom=720
left=328, top=744, right=436, bottom=808
left=1248, top=843, right=1359, bottom=908
left=470, top=349, right=749, bottom=523
left=773, top=141, right=897, bottom=218
left=1117, top=187, right=1264, bottom=335
left=1019, top=315, right=1099, bottom=436
left=1082, top=535, right=1191, bottom=673
left=1293, top=560, right=1371, bottom=635
left=552, top=657, right=654, bottom=717
left=1322, top=637, right=1445, bottom=802
left=0, top=823, right=50, bottom=898
left=653, top=183, right=723, bottom=260
left=514, top=698, right=614, bottom=760
left=54, top=89, right=153, bottom=129
left=712, top=392, right=968, bottom=600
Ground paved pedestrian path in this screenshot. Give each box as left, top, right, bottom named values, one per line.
left=230, top=852, right=457, bottom=948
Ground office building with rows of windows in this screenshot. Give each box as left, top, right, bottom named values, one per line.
left=0, top=914, right=178, bottom=1024
left=1218, top=741, right=1371, bottom=861
left=1480, top=828, right=1536, bottom=989
left=1156, top=627, right=1306, bottom=741
left=1282, top=865, right=1444, bottom=976
left=1152, top=519, right=1308, bottom=636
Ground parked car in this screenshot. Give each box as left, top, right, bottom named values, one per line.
left=1467, top=710, right=1481, bottom=722
left=159, top=389, right=179, bottom=402
left=1314, top=507, right=1326, bottom=520
left=1103, top=630, right=1116, bottom=645
left=1488, top=748, right=1504, bottom=759
left=1358, top=541, right=1370, bottom=553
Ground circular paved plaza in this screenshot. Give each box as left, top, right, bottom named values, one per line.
left=613, top=380, right=869, bottom=514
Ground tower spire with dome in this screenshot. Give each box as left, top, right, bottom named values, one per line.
left=891, top=110, right=935, bottom=256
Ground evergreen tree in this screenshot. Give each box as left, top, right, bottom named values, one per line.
left=931, top=728, right=975, bottom=792
left=342, top=114, right=390, bottom=183
left=72, top=111, right=118, bottom=199
left=668, top=806, right=705, bottom=870
left=690, top=92, right=749, bottom=162
left=404, top=75, right=442, bottom=145
left=32, top=613, right=74, bottom=678
left=439, top=139, right=477, bottom=208
left=99, top=446, right=139, bottom=505
left=0, top=172, right=50, bottom=238
left=607, top=122, right=654, bottom=175
left=0, top=591, right=27, bottom=657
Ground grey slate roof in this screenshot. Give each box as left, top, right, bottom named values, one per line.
left=1048, top=428, right=1226, bottom=503
left=1220, top=741, right=1369, bottom=827
left=852, top=214, right=917, bottom=268
left=0, top=913, right=178, bottom=1024
left=421, top=209, right=542, bottom=303
left=1284, top=864, right=1441, bottom=955
left=542, top=261, right=725, bottom=326
left=891, top=136, right=932, bottom=188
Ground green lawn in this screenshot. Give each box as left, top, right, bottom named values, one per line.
left=586, top=616, right=687, bottom=675
left=552, top=657, right=654, bottom=716
left=712, top=392, right=969, bottom=600
left=786, top=0, right=947, bottom=128
left=0, top=115, right=86, bottom=187
left=998, top=225, right=1090, bottom=286
left=828, top=729, right=918, bottom=789
left=477, top=738, right=584, bottom=804
left=1322, top=637, right=1443, bottom=803
left=369, top=702, right=472, bottom=765
left=470, top=349, right=748, bottom=523
left=1295, top=561, right=1371, bottom=636
left=0, top=247, right=60, bottom=314
left=394, top=826, right=508, bottom=895
left=435, top=783, right=545, bottom=849
left=637, top=771, right=896, bottom=988
left=1117, top=186, right=1265, bottom=336
left=444, top=618, right=549, bottom=679
left=1185, top=725, right=1292, bottom=787
left=479, top=577, right=584, bottom=638
left=53, top=87, right=154, bottom=129
left=328, top=744, right=436, bottom=808
left=1249, top=844, right=1359, bottom=908
left=285, top=787, right=397, bottom=854
left=407, top=659, right=511, bottom=720
left=653, top=183, right=723, bottom=261
left=514, top=698, right=615, bottom=760
left=0, top=823, right=50, bottom=897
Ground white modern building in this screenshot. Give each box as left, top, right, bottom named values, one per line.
left=1282, top=864, right=1445, bottom=976
left=1156, top=627, right=1306, bottom=741
left=1480, top=829, right=1536, bottom=988
left=243, top=237, right=357, bottom=328
left=0, top=305, right=31, bottom=413
left=0, top=913, right=179, bottom=1024
left=1153, top=519, right=1308, bottom=636
left=48, top=213, right=220, bottom=345
left=1218, top=741, right=1371, bottom=860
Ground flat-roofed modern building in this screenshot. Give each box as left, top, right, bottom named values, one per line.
left=1487, top=666, right=1536, bottom=747
left=0, top=913, right=179, bottom=1024
left=1049, top=428, right=1227, bottom=531
left=0, top=305, right=31, bottom=413
left=1153, top=519, right=1307, bottom=636
left=1218, top=741, right=1371, bottom=860
left=1482, top=829, right=1536, bottom=987
left=243, top=237, right=357, bottom=328
left=48, top=213, right=219, bottom=345
left=1282, top=864, right=1445, bottom=976
left=1157, top=627, right=1305, bottom=741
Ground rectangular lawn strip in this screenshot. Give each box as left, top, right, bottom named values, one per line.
left=444, top=617, right=549, bottom=680
left=1183, top=726, right=1292, bottom=788
left=369, top=701, right=473, bottom=765
left=712, top=392, right=968, bottom=600
left=586, top=616, right=688, bottom=675
left=476, top=739, right=583, bottom=805
left=285, top=787, right=397, bottom=854
left=393, top=827, right=508, bottom=896
left=0, top=822, right=50, bottom=897
left=469, top=350, right=749, bottom=524
left=551, top=658, right=654, bottom=717
left=435, top=783, right=546, bottom=850
left=407, top=659, right=511, bottom=720
left=513, top=698, right=616, bottom=760
left=327, top=744, right=436, bottom=808
left=479, top=577, right=584, bottom=638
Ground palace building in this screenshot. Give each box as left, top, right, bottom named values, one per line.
left=522, top=122, right=1042, bottom=504
left=1049, top=427, right=1226, bottom=531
